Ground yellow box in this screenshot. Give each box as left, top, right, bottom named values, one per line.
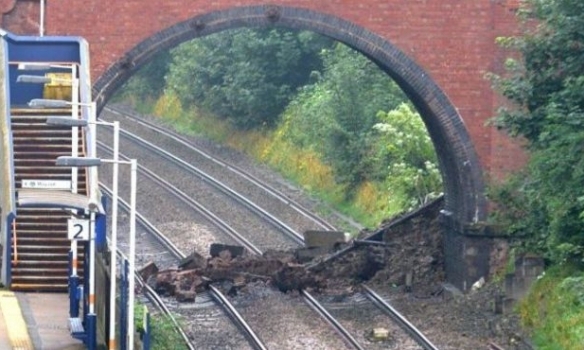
left=43, top=73, right=73, bottom=101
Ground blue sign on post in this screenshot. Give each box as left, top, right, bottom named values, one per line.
left=95, top=196, right=107, bottom=251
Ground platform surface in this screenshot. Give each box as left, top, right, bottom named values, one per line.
left=0, top=291, right=85, bottom=350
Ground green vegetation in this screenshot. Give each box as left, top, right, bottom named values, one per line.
left=134, top=304, right=188, bottom=350
left=115, top=50, right=171, bottom=109
left=165, top=29, right=331, bottom=129
left=280, top=44, right=405, bottom=189
left=517, top=266, right=584, bottom=349
left=490, top=0, right=584, bottom=268
left=489, top=0, right=584, bottom=347
left=118, top=28, right=442, bottom=228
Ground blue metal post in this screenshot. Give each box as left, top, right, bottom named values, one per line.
left=68, top=250, right=80, bottom=317
left=82, top=240, right=96, bottom=350
left=142, top=308, right=150, bottom=350
left=83, top=241, right=90, bottom=325
left=120, top=259, right=129, bottom=350
left=95, top=204, right=107, bottom=252
left=86, top=313, right=96, bottom=350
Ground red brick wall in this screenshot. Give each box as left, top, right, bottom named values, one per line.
left=1, top=0, right=526, bottom=180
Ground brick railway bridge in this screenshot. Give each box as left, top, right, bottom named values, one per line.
left=1, top=0, right=525, bottom=290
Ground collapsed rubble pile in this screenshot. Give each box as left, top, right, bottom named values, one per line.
left=140, top=198, right=446, bottom=302
left=139, top=197, right=532, bottom=348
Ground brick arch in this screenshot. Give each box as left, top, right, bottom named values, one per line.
left=93, top=5, right=487, bottom=227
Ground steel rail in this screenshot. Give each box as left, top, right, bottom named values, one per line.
left=98, top=142, right=262, bottom=255
left=101, top=184, right=268, bottom=350
left=100, top=151, right=364, bottom=349
left=100, top=107, right=436, bottom=350
left=115, top=249, right=195, bottom=350
left=362, top=285, right=439, bottom=350
left=110, top=127, right=305, bottom=245
left=208, top=285, right=268, bottom=350
left=489, top=342, right=505, bottom=350
left=104, top=105, right=349, bottom=231
left=300, top=290, right=365, bottom=350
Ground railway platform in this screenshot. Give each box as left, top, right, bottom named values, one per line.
left=0, top=290, right=85, bottom=350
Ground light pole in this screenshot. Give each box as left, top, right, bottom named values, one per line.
left=40, top=0, right=45, bottom=36
left=47, top=116, right=121, bottom=350
left=56, top=155, right=138, bottom=350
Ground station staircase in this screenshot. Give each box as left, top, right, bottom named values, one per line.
left=10, top=107, right=86, bottom=291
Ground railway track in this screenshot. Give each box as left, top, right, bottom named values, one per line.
left=101, top=184, right=260, bottom=350
left=362, top=285, right=438, bottom=350
left=103, top=105, right=361, bottom=233
left=97, top=130, right=299, bottom=251
left=115, top=249, right=195, bottom=350
left=98, top=150, right=358, bottom=349
left=97, top=105, right=438, bottom=349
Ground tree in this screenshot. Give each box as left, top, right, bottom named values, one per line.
left=375, top=104, right=442, bottom=209
left=283, top=43, right=407, bottom=191
left=279, top=42, right=441, bottom=206
left=165, top=28, right=331, bottom=129
left=117, top=50, right=171, bottom=101
left=491, top=0, right=584, bottom=264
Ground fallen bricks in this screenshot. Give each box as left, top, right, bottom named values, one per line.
left=141, top=233, right=428, bottom=303
left=147, top=244, right=327, bottom=302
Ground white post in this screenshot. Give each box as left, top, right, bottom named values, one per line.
left=88, top=102, right=98, bottom=317
left=70, top=65, right=79, bottom=280
left=39, top=0, right=45, bottom=36
left=127, top=159, right=137, bottom=350
left=108, top=121, right=120, bottom=350
left=88, top=210, right=96, bottom=315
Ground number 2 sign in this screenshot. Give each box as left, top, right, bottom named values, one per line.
left=68, top=218, right=90, bottom=241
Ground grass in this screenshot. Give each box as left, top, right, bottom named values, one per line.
left=135, top=304, right=188, bottom=350
left=517, top=264, right=584, bottom=349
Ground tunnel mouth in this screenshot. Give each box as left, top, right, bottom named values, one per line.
left=93, top=4, right=487, bottom=228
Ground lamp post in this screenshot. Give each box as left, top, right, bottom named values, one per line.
left=41, top=100, right=97, bottom=350
left=47, top=116, right=121, bottom=350
left=57, top=155, right=138, bottom=350
left=40, top=0, right=45, bottom=36
left=27, top=98, right=84, bottom=109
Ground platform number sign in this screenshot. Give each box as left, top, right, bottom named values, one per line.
left=68, top=218, right=90, bottom=241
